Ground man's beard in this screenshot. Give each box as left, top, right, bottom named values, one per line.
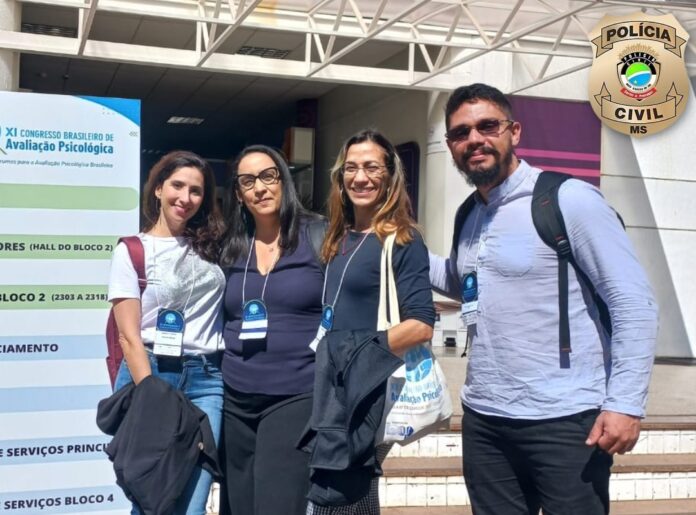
left=455, top=146, right=512, bottom=188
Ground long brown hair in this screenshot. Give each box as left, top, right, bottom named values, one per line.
left=321, top=129, right=417, bottom=262
left=142, top=150, right=224, bottom=263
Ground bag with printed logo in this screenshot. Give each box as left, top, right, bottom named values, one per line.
left=375, top=233, right=452, bottom=446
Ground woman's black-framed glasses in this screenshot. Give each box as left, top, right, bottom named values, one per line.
left=236, top=166, right=281, bottom=191
left=445, top=119, right=515, bottom=142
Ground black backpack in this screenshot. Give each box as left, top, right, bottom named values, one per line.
left=452, top=171, right=623, bottom=369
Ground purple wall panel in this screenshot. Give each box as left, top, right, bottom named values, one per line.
left=509, top=96, right=602, bottom=187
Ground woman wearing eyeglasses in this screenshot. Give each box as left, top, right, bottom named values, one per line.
left=219, top=145, right=325, bottom=515
left=306, top=130, right=435, bottom=514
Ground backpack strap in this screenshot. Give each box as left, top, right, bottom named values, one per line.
left=452, top=192, right=478, bottom=254
left=531, top=171, right=574, bottom=369
left=448, top=192, right=478, bottom=291
left=305, top=217, right=328, bottom=272
left=532, top=171, right=620, bottom=369
left=118, top=236, right=146, bottom=293
left=105, top=236, right=146, bottom=388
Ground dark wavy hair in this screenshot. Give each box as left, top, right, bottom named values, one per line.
left=445, top=83, right=514, bottom=130
left=142, top=150, right=224, bottom=263
left=219, top=145, right=315, bottom=266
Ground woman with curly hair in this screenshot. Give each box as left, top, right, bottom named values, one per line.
left=108, top=150, right=226, bottom=515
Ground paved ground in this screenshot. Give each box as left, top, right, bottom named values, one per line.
left=432, top=348, right=696, bottom=421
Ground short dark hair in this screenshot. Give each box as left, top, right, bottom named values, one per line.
left=445, top=83, right=514, bottom=130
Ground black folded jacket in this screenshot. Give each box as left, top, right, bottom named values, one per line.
left=97, top=375, right=221, bottom=515
left=298, top=329, right=403, bottom=506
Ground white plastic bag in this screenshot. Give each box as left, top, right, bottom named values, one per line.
left=375, top=234, right=452, bottom=446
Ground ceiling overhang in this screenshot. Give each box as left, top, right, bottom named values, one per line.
left=2, top=0, right=696, bottom=94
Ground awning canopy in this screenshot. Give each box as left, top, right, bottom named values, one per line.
left=3, top=0, right=696, bottom=94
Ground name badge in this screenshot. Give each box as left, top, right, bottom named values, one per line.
left=461, top=271, right=479, bottom=327
left=240, top=299, right=268, bottom=340
left=310, top=305, right=334, bottom=352
left=154, top=308, right=185, bottom=357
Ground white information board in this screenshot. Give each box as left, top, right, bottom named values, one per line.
left=0, top=92, right=140, bottom=514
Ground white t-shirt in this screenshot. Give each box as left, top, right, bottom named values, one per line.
left=108, top=234, right=225, bottom=354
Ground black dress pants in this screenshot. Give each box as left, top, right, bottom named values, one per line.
left=223, top=385, right=313, bottom=515
left=462, top=406, right=612, bottom=515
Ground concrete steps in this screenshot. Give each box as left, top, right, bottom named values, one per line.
left=387, top=420, right=696, bottom=461
left=206, top=352, right=696, bottom=513
left=384, top=453, right=696, bottom=477
left=382, top=498, right=696, bottom=514
left=377, top=429, right=696, bottom=509
left=206, top=422, right=696, bottom=514
left=374, top=352, right=696, bottom=509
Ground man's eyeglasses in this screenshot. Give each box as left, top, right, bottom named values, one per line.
left=342, top=164, right=386, bottom=177
left=236, top=167, right=281, bottom=191
left=445, top=119, right=515, bottom=142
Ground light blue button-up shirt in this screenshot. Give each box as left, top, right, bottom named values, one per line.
left=430, top=160, right=658, bottom=419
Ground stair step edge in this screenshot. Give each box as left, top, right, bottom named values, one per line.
left=382, top=498, right=696, bottom=515
left=383, top=454, right=696, bottom=477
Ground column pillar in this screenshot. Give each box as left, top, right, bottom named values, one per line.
left=600, top=86, right=696, bottom=358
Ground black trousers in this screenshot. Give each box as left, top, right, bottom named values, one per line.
left=222, top=385, right=313, bottom=515
left=462, top=406, right=612, bottom=515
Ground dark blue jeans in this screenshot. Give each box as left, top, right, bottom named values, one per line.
left=462, top=406, right=612, bottom=515
left=115, top=352, right=223, bottom=515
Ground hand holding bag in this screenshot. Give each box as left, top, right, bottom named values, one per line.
left=376, top=233, right=452, bottom=446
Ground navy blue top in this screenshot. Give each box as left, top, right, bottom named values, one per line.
left=222, top=226, right=323, bottom=395
left=325, top=231, right=435, bottom=332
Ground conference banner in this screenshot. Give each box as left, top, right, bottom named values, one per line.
left=0, top=92, right=140, bottom=514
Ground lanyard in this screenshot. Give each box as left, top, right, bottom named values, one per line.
left=460, top=206, right=483, bottom=280
left=242, top=234, right=280, bottom=305
left=151, top=236, right=195, bottom=313
left=321, top=230, right=372, bottom=308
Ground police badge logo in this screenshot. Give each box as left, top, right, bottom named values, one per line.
left=588, top=12, right=689, bottom=137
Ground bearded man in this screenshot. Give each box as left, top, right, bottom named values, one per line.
left=429, top=83, right=658, bottom=515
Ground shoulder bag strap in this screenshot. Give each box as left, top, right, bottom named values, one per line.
left=378, top=233, right=399, bottom=330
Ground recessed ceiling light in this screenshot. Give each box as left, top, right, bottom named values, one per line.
left=167, top=116, right=205, bottom=125
left=22, top=23, right=77, bottom=38
left=236, top=46, right=290, bottom=59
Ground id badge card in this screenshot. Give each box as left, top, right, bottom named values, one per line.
left=240, top=299, right=268, bottom=340
left=460, top=271, right=479, bottom=327
left=310, top=305, right=334, bottom=352
left=154, top=308, right=185, bottom=357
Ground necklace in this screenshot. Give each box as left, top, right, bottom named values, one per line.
left=254, top=238, right=280, bottom=276
left=242, top=233, right=280, bottom=304
left=256, top=230, right=279, bottom=252
left=258, top=241, right=277, bottom=254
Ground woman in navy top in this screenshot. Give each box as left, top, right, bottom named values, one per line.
left=308, top=130, right=435, bottom=515
left=219, top=145, right=324, bottom=515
